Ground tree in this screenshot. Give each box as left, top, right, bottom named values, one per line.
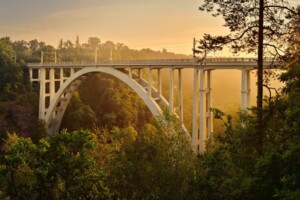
left=0, top=37, right=23, bottom=100
left=0, top=133, right=37, bottom=199
left=193, top=48, right=300, bottom=199
left=36, top=130, right=110, bottom=200
left=74, top=36, right=81, bottom=61
left=29, top=39, right=39, bottom=52
left=63, top=40, right=74, bottom=50
left=0, top=37, right=14, bottom=67
left=87, top=37, right=101, bottom=50
left=196, top=0, right=297, bottom=153
left=0, top=130, right=111, bottom=199
left=61, top=91, right=97, bottom=131
left=13, top=40, right=30, bottom=63
left=107, top=112, right=195, bottom=200
left=75, top=35, right=80, bottom=49
left=75, top=73, right=153, bottom=131
left=58, top=39, right=63, bottom=50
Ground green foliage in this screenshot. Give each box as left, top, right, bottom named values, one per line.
left=37, top=130, right=110, bottom=199
left=0, top=37, right=24, bottom=100
left=107, top=112, right=195, bottom=200
left=0, top=37, right=14, bottom=66
left=0, top=121, right=195, bottom=200
left=62, top=73, right=153, bottom=131
left=0, top=133, right=37, bottom=199
left=0, top=91, right=43, bottom=141
left=61, top=92, right=97, bottom=131
left=193, top=58, right=300, bottom=200
left=0, top=130, right=111, bottom=199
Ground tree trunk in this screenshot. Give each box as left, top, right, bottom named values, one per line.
left=257, top=0, right=264, bottom=154
left=9, top=167, right=19, bottom=200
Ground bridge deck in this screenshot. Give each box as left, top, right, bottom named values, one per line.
left=27, top=58, right=279, bottom=70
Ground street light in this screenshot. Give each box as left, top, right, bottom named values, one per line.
left=41, top=51, right=57, bottom=63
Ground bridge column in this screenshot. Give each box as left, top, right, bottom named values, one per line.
left=192, top=68, right=199, bottom=153
left=241, top=69, right=251, bottom=110
left=29, top=68, right=33, bottom=82
left=246, top=70, right=251, bottom=108
left=39, top=68, right=46, bottom=119
left=178, top=69, right=183, bottom=123
left=206, top=70, right=213, bottom=137
left=158, top=69, right=162, bottom=98
left=241, top=69, right=246, bottom=109
left=169, top=67, right=174, bottom=113
left=128, top=67, right=132, bottom=79
left=70, top=67, right=75, bottom=76
left=60, top=68, right=64, bottom=87
left=138, top=69, right=142, bottom=79
left=49, top=68, right=57, bottom=121
left=147, top=68, right=152, bottom=97
left=199, top=69, right=207, bottom=154
left=50, top=68, right=55, bottom=101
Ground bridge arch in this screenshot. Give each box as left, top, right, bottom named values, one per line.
left=45, top=67, right=163, bottom=134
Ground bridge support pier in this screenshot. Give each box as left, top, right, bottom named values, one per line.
left=128, top=67, right=132, bottom=79
left=192, top=68, right=199, bottom=153
left=39, top=68, right=46, bottom=119
left=29, top=68, right=33, bottom=82
left=147, top=68, right=152, bottom=97
left=178, top=69, right=183, bottom=123
left=158, top=69, right=162, bottom=98
left=50, top=68, right=55, bottom=100
left=192, top=68, right=213, bottom=154
left=206, top=70, right=213, bottom=136
left=169, top=67, right=174, bottom=113
left=199, top=69, right=206, bottom=154
left=60, top=68, right=64, bottom=86
left=138, top=69, right=142, bottom=79
left=241, top=69, right=251, bottom=110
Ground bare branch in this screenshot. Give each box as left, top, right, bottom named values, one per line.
left=263, top=43, right=285, bottom=56
left=263, top=84, right=279, bottom=105
left=196, top=26, right=259, bottom=53
left=264, top=5, right=297, bottom=15
left=228, top=26, right=259, bottom=44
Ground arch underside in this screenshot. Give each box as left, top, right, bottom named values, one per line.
left=45, top=67, right=180, bottom=135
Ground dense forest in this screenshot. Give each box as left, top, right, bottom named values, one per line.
left=0, top=3, right=300, bottom=198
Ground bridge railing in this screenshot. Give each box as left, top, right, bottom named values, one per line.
left=27, top=57, right=257, bottom=65
left=27, top=57, right=279, bottom=67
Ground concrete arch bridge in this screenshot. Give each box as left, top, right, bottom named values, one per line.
left=28, top=58, right=276, bottom=154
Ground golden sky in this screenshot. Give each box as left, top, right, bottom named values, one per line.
left=0, top=0, right=298, bottom=55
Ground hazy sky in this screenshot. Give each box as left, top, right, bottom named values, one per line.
left=0, top=0, right=298, bottom=54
